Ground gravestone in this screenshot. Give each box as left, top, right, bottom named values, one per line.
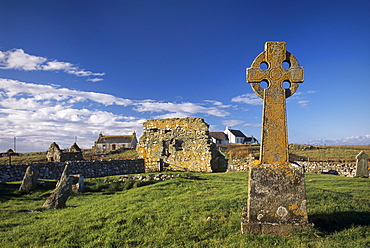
left=70, top=174, right=85, bottom=193
left=19, top=166, right=38, bottom=193
left=355, top=151, right=369, bottom=178
left=241, top=42, right=311, bottom=235
left=42, top=165, right=72, bottom=209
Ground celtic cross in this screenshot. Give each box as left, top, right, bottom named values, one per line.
left=247, top=42, right=304, bottom=165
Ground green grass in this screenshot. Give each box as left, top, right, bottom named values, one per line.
left=0, top=172, right=369, bottom=247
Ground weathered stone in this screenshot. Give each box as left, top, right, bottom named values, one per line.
left=136, top=117, right=227, bottom=172
left=19, top=166, right=38, bottom=193
left=42, top=165, right=72, bottom=209
left=247, top=42, right=303, bottom=165
left=355, top=151, right=369, bottom=178
left=242, top=42, right=310, bottom=235
left=241, top=166, right=310, bottom=235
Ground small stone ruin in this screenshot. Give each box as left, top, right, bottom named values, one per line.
left=136, top=117, right=227, bottom=172
left=47, top=142, right=83, bottom=162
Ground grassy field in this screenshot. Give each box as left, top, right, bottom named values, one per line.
left=1, top=172, right=369, bottom=247
left=289, top=145, right=370, bottom=162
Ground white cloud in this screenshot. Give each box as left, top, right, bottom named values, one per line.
left=0, top=79, right=140, bottom=151
left=87, top=78, right=104, bottom=82
left=203, top=100, right=231, bottom=108
left=222, top=119, right=246, bottom=127
left=243, top=123, right=261, bottom=128
left=0, top=49, right=104, bottom=81
left=42, top=60, right=73, bottom=71
left=0, top=49, right=46, bottom=70
left=298, top=100, right=309, bottom=107
left=231, top=93, right=263, bottom=105
left=288, top=90, right=315, bottom=107
left=133, top=100, right=230, bottom=117
left=0, top=79, right=132, bottom=107
left=307, top=135, right=370, bottom=145
left=0, top=79, right=233, bottom=152
left=221, top=119, right=261, bottom=128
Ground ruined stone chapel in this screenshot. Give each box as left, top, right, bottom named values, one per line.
left=136, top=117, right=227, bottom=172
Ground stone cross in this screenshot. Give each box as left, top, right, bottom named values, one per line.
left=247, top=42, right=304, bottom=165
left=242, top=42, right=310, bottom=236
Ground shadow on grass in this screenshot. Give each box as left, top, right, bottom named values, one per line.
left=0, top=181, right=56, bottom=202
left=310, top=211, right=370, bottom=233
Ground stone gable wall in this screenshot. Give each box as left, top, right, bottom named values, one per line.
left=0, top=159, right=144, bottom=182
left=137, top=117, right=227, bottom=172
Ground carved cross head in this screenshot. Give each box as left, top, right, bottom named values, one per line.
left=247, top=42, right=304, bottom=99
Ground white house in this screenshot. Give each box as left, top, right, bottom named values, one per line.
left=92, top=132, right=138, bottom=151
left=210, top=127, right=258, bottom=145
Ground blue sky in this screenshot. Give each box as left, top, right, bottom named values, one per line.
left=0, top=0, right=369, bottom=152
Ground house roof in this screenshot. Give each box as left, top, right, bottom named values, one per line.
left=70, top=142, right=82, bottom=152
left=245, top=137, right=257, bottom=142
left=209, top=132, right=228, bottom=141
left=228, top=129, right=247, bottom=138
left=96, top=135, right=135, bottom=144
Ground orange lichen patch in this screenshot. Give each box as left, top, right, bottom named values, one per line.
left=250, top=160, right=261, bottom=166
left=288, top=202, right=299, bottom=211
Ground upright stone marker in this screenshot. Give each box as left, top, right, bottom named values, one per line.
left=355, top=151, right=369, bottom=178
left=19, top=166, right=38, bottom=193
left=241, top=42, right=311, bottom=235
left=42, top=165, right=72, bottom=209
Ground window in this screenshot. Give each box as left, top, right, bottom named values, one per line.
left=175, top=140, right=184, bottom=151
left=162, top=140, right=170, bottom=156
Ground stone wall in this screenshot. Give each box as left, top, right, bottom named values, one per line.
left=226, top=158, right=369, bottom=177
left=297, top=161, right=367, bottom=177
left=0, top=159, right=144, bottom=182
left=136, top=117, right=227, bottom=172
left=227, top=157, right=255, bottom=172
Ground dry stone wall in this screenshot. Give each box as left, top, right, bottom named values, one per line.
left=137, top=117, right=227, bottom=172
left=0, top=159, right=144, bottom=182
left=297, top=161, right=369, bottom=177
left=227, top=158, right=369, bottom=177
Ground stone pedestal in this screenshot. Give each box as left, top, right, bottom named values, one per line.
left=241, top=164, right=312, bottom=235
